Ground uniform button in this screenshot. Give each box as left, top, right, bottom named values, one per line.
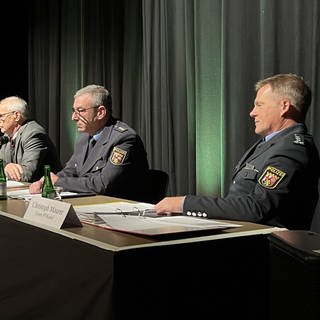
left=197, top=212, right=202, bottom=217
left=233, top=180, right=235, bottom=184
left=203, top=213, right=207, bottom=218
left=186, top=211, right=191, bottom=216
left=192, top=212, right=197, bottom=217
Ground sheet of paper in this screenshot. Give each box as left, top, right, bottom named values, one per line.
left=7, top=180, right=26, bottom=188
left=96, top=215, right=241, bottom=232
left=74, top=202, right=155, bottom=214
left=7, top=189, right=79, bottom=200
left=75, top=202, right=157, bottom=225
left=74, top=202, right=242, bottom=235
left=7, top=188, right=34, bottom=200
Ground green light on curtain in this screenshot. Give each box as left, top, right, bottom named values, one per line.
left=194, top=0, right=224, bottom=196
left=196, top=88, right=223, bottom=196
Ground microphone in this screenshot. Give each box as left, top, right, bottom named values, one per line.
left=0, top=135, right=9, bottom=146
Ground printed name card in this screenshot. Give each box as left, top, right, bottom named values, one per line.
left=24, top=197, right=82, bottom=229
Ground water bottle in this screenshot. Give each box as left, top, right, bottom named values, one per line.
left=41, top=165, right=55, bottom=199
left=0, top=159, right=7, bottom=200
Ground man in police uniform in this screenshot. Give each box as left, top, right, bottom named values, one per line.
left=155, top=74, right=320, bottom=230
left=29, top=85, right=149, bottom=201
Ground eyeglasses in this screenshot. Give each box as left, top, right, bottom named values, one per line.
left=71, top=106, right=99, bottom=115
left=0, top=111, right=14, bottom=121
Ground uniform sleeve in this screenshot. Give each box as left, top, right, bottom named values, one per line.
left=56, top=154, right=78, bottom=178
left=55, top=132, right=146, bottom=194
left=183, top=141, right=315, bottom=224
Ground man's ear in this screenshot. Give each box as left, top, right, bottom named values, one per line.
left=280, top=98, right=291, bottom=116
left=97, top=105, right=107, bottom=119
left=280, top=98, right=301, bottom=121
left=13, top=111, right=22, bottom=122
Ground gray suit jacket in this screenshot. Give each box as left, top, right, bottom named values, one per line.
left=56, top=117, right=149, bottom=201
left=0, top=120, right=62, bottom=182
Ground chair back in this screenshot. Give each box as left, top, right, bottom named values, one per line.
left=310, top=181, right=320, bottom=234
left=311, top=199, right=320, bottom=234
left=140, top=169, right=169, bottom=204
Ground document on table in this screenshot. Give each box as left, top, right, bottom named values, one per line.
left=6, top=180, right=26, bottom=188
left=75, top=202, right=156, bottom=215
left=74, top=202, right=242, bottom=236
left=7, top=188, right=79, bottom=200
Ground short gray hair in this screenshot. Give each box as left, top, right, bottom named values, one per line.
left=0, top=96, right=30, bottom=119
left=255, top=73, right=311, bottom=120
left=74, top=84, right=112, bottom=113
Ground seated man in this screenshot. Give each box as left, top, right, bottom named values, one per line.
left=0, top=96, right=62, bottom=182
left=30, top=84, right=149, bottom=201
left=155, top=73, right=320, bottom=230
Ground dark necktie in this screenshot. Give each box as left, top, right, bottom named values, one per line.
left=4, top=138, right=15, bottom=163
left=84, top=137, right=96, bottom=162
left=256, top=137, right=266, bottom=149
left=10, top=138, right=15, bottom=157
left=243, top=138, right=265, bottom=162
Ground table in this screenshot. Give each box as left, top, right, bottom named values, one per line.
left=0, top=195, right=282, bottom=320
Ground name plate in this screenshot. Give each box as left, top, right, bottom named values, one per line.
left=24, top=197, right=82, bottom=229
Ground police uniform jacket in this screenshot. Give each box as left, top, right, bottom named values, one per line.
left=184, top=123, right=320, bottom=229
left=0, top=120, right=62, bottom=182
left=55, top=117, right=149, bottom=201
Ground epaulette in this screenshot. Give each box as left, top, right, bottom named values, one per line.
left=114, top=125, right=128, bottom=133
left=292, top=133, right=305, bottom=145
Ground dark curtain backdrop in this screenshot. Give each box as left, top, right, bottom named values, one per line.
left=24, top=0, right=320, bottom=198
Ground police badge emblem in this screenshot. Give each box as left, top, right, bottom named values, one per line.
left=110, top=147, right=127, bottom=165
left=258, top=166, right=286, bottom=189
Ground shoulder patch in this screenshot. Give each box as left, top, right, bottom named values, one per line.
left=258, top=166, right=286, bottom=189
left=293, top=134, right=304, bottom=145
left=110, top=147, right=127, bottom=165
left=114, top=125, right=128, bottom=133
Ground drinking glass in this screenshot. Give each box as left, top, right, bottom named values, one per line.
left=53, top=186, right=63, bottom=201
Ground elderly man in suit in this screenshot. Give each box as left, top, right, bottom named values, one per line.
left=0, top=96, right=62, bottom=182
left=30, top=84, right=149, bottom=201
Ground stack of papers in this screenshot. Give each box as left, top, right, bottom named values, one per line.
left=75, top=202, right=242, bottom=236
left=7, top=189, right=79, bottom=200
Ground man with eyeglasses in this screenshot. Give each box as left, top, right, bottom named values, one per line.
left=29, top=84, right=149, bottom=201
left=0, top=96, right=62, bottom=182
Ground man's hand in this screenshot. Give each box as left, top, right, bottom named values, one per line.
left=50, top=172, right=59, bottom=184
left=154, top=196, right=184, bottom=214
left=29, top=173, right=59, bottom=194
left=29, top=178, right=43, bottom=194
left=4, top=163, right=23, bottom=181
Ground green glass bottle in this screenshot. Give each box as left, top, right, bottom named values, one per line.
left=41, top=165, right=55, bottom=199
left=0, top=159, right=7, bottom=200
